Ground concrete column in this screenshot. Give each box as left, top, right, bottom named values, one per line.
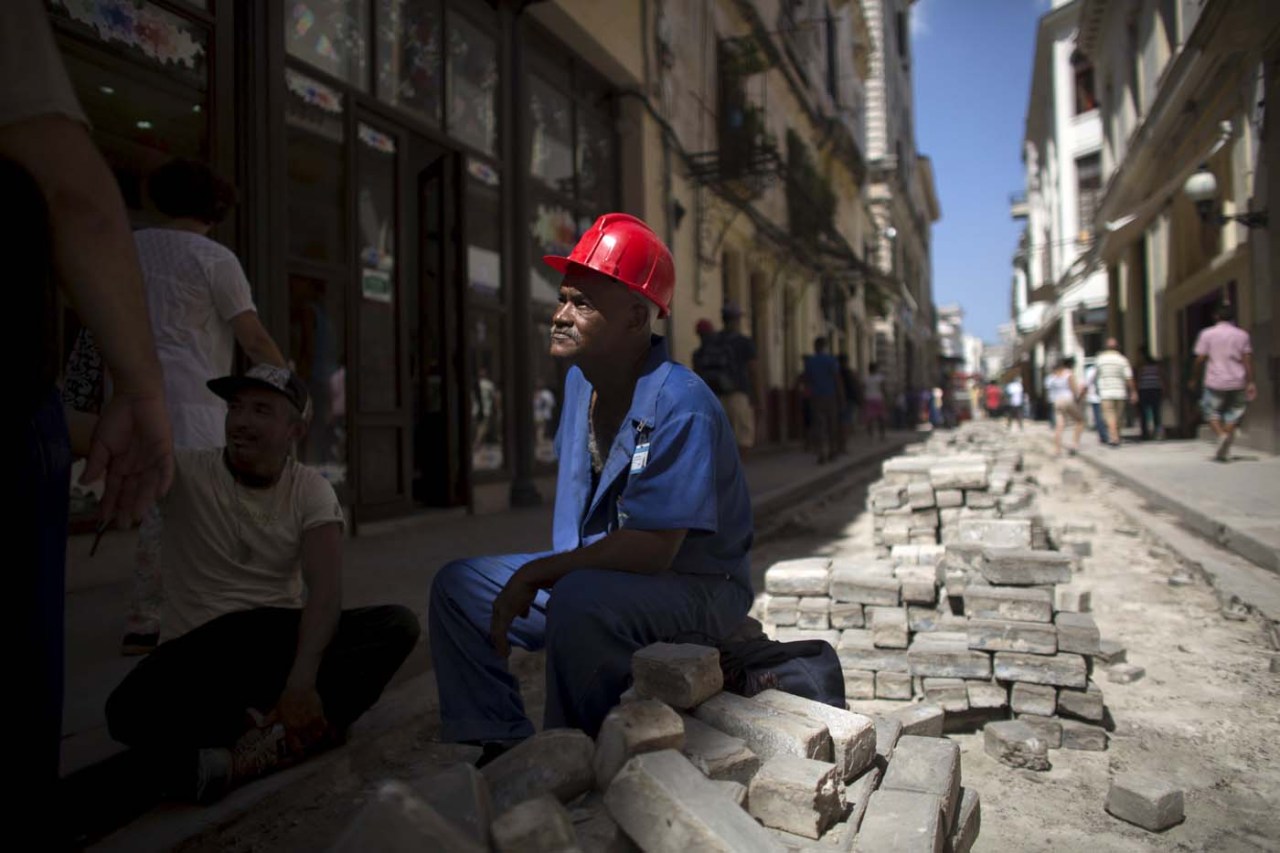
left=501, top=0, right=540, bottom=507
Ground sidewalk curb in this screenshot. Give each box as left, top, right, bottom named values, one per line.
left=1076, top=449, right=1280, bottom=574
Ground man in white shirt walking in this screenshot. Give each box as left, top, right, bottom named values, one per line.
left=1094, top=338, right=1138, bottom=447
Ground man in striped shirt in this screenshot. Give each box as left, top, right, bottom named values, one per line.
left=1094, top=338, right=1137, bottom=447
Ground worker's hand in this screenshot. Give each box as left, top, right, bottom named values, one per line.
left=490, top=570, right=538, bottom=658
left=268, top=684, right=332, bottom=755
left=1246, top=382, right=1257, bottom=402
left=82, top=393, right=174, bottom=529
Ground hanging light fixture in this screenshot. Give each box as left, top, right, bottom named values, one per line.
left=1183, top=165, right=1268, bottom=228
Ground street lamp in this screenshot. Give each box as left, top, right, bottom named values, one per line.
left=1183, top=165, right=1268, bottom=228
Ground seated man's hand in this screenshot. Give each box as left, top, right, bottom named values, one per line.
left=490, top=568, right=539, bottom=658
left=269, top=684, right=332, bottom=754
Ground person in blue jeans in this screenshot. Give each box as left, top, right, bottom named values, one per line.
left=428, top=215, right=753, bottom=764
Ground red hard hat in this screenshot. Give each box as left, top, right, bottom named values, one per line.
left=543, top=213, right=675, bottom=317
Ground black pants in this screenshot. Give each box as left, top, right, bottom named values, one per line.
left=106, top=605, right=419, bottom=749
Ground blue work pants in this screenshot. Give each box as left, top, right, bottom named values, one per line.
left=428, top=554, right=751, bottom=741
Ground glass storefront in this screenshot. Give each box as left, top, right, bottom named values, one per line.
left=48, top=0, right=618, bottom=521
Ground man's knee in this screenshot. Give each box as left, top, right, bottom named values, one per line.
left=104, top=671, right=149, bottom=746
left=545, top=571, right=611, bottom=641
left=378, top=604, right=421, bottom=655
left=429, top=558, right=479, bottom=613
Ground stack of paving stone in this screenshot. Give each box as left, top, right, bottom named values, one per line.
left=756, top=549, right=1110, bottom=759
left=333, top=642, right=981, bottom=852
left=867, top=432, right=1044, bottom=559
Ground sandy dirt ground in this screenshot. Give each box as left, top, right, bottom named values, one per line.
left=101, top=432, right=1280, bottom=852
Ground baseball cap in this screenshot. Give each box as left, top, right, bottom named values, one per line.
left=696, top=318, right=715, bottom=335
left=208, top=364, right=310, bottom=416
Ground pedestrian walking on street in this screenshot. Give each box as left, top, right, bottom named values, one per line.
left=122, top=158, right=288, bottom=656
left=1190, top=303, right=1256, bottom=462
left=802, top=336, right=844, bottom=463
left=1137, top=347, right=1166, bottom=440
left=838, top=352, right=861, bottom=446
left=1046, top=357, right=1084, bottom=455
left=983, top=380, right=1004, bottom=420
left=862, top=362, right=889, bottom=439
left=1083, top=362, right=1109, bottom=444
left=428, top=213, right=753, bottom=761
left=1004, top=375, right=1025, bottom=430
left=1094, top=338, right=1137, bottom=447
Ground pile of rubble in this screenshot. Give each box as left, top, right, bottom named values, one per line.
left=335, top=641, right=980, bottom=852
left=755, top=423, right=1135, bottom=770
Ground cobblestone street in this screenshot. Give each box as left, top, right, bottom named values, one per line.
left=82, top=425, right=1280, bottom=851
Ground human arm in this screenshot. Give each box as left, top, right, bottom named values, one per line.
left=0, top=115, right=173, bottom=525
left=230, top=311, right=287, bottom=367
left=490, top=528, right=686, bottom=656
left=271, top=521, right=343, bottom=752
left=1245, top=352, right=1257, bottom=401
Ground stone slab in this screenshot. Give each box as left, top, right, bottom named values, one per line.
left=1015, top=714, right=1063, bottom=749
left=1056, top=680, right=1105, bottom=722
left=955, top=519, right=1032, bottom=549
left=885, top=704, right=945, bottom=738
left=993, top=652, right=1088, bottom=688
left=679, top=713, right=762, bottom=786
left=908, top=634, right=993, bottom=679
left=870, top=606, right=910, bottom=649
left=949, top=787, right=981, bottom=853
left=693, top=693, right=833, bottom=763
left=977, top=548, right=1073, bottom=585
left=1055, top=612, right=1101, bottom=656
left=632, top=644, right=724, bottom=709
left=983, top=720, right=1050, bottom=771
left=1009, top=682, right=1057, bottom=717
left=594, top=700, right=685, bottom=789
left=875, top=670, right=913, bottom=700
left=604, top=750, right=784, bottom=853
left=1106, top=772, right=1185, bottom=832
left=962, top=586, right=1053, bottom=623
left=491, top=794, right=579, bottom=853
left=483, top=729, right=596, bottom=814
left=748, top=755, right=844, bottom=839
left=765, top=559, right=832, bottom=596
left=753, top=690, right=877, bottom=782
left=851, top=790, right=945, bottom=853
left=880, top=735, right=961, bottom=829
left=1060, top=719, right=1108, bottom=751
left=967, top=619, right=1058, bottom=655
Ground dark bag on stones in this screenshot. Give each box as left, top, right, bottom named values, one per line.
left=671, top=621, right=846, bottom=709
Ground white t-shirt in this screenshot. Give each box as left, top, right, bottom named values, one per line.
left=160, top=449, right=345, bottom=639
left=135, top=229, right=257, bottom=448
left=1083, top=366, right=1101, bottom=404
left=864, top=372, right=886, bottom=402
left=1045, top=370, right=1076, bottom=405
left=1004, top=380, right=1025, bottom=407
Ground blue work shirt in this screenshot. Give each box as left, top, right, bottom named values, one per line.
left=804, top=353, right=840, bottom=397
left=551, top=336, right=754, bottom=590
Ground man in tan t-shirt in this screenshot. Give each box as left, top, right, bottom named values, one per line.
left=93, top=365, right=419, bottom=803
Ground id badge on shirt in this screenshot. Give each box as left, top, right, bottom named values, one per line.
left=630, top=441, right=650, bottom=473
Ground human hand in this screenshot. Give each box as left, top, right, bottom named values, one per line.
left=1246, top=382, right=1258, bottom=402
left=268, top=685, right=332, bottom=754
left=490, top=569, right=538, bottom=658
left=82, top=393, right=174, bottom=528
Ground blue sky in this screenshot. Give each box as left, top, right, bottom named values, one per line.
left=912, top=0, right=1051, bottom=343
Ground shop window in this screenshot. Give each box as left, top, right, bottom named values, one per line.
left=529, top=74, right=574, bottom=194
left=529, top=199, right=577, bottom=310
left=286, top=69, right=347, bottom=263
left=466, top=163, right=502, bottom=298
left=60, top=50, right=209, bottom=212
left=356, top=122, right=399, bottom=412
left=285, top=0, right=369, bottom=89
left=576, top=110, right=615, bottom=209
left=289, top=273, right=348, bottom=488
left=49, top=0, right=208, bottom=88
left=375, top=0, right=443, bottom=126
left=447, top=13, right=497, bottom=155
left=470, top=310, right=505, bottom=472
left=530, top=314, right=564, bottom=465
left=1072, top=50, right=1097, bottom=114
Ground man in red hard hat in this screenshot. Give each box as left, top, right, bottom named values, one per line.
left=429, top=213, right=754, bottom=763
